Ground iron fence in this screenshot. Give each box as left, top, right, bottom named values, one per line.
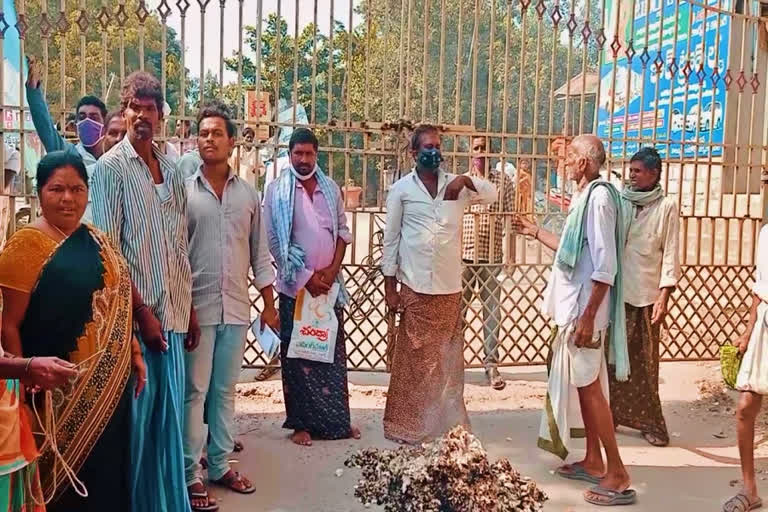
left=1, top=0, right=766, bottom=370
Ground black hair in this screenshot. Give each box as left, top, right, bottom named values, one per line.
left=289, top=128, right=319, bottom=152
left=410, top=124, right=440, bottom=150
left=630, top=146, right=663, bottom=185
left=104, top=110, right=122, bottom=128
left=36, top=150, right=89, bottom=193
left=196, top=103, right=236, bottom=138
left=243, top=126, right=255, bottom=137
left=120, top=71, right=164, bottom=114
left=76, top=95, right=107, bottom=120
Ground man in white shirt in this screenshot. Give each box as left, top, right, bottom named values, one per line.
left=609, top=147, right=680, bottom=449
left=513, top=134, right=634, bottom=506
left=381, top=124, right=497, bottom=444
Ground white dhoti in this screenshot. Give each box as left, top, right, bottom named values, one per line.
left=538, top=323, right=609, bottom=460
left=736, top=302, right=768, bottom=395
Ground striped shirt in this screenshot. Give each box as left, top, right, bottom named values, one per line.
left=186, top=165, right=275, bottom=326
left=91, top=137, right=192, bottom=333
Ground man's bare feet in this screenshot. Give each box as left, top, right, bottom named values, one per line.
left=350, top=425, right=361, bottom=439
left=291, top=430, right=312, bottom=446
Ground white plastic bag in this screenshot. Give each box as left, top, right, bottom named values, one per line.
left=286, top=283, right=340, bottom=363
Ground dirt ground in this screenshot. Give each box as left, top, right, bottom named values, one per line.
left=206, top=362, right=765, bottom=511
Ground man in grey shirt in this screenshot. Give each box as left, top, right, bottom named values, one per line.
left=182, top=103, right=279, bottom=509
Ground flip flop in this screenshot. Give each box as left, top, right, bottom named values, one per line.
left=556, top=464, right=602, bottom=485
left=723, top=492, right=763, bottom=512
left=642, top=431, right=669, bottom=447
left=213, top=471, right=256, bottom=495
left=188, top=489, right=219, bottom=512
left=584, top=486, right=637, bottom=506
left=233, top=440, right=244, bottom=452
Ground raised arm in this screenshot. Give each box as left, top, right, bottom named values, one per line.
left=25, top=59, right=71, bottom=153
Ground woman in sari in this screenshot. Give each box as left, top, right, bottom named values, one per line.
left=0, top=150, right=146, bottom=511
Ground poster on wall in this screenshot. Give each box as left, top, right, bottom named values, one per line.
left=596, top=0, right=730, bottom=159
left=246, top=89, right=271, bottom=141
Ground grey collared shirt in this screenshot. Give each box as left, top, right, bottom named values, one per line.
left=186, top=166, right=275, bottom=326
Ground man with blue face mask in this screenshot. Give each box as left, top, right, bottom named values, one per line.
left=381, top=124, right=497, bottom=444
left=25, top=56, right=113, bottom=223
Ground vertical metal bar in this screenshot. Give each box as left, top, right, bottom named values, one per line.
left=327, top=0, right=333, bottom=123
left=60, top=0, right=68, bottom=127
left=79, top=0, right=86, bottom=96
left=198, top=0, right=208, bottom=105
left=179, top=0, right=189, bottom=119
left=398, top=0, right=406, bottom=118
left=118, top=0, right=126, bottom=83
left=137, top=0, right=145, bottom=71
left=292, top=0, right=300, bottom=124
left=421, top=0, right=430, bottom=120
left=219, top=0, right=225, bottom=87
left=381, top=0, right=389, bottom=120
left=454, top=0, right=464, bottom=124
left=159, top=2, right=169, bottom=136
left=404, top=0, right=413, bottom=120
left=237, top=0, right=244, bottom=121
left=577, top=0, right=592, bottom=135
left=42, top=0, right=50, bottom=95
left=437, top=0, right=447, bottom=122
left=470, top=0, right=480, bottom=127
left=485, top=0, right=495, bottom=133
left=310, top=0, right=318, bottom=124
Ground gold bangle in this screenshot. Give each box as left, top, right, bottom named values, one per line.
left=24, top=357, right=35, bottom=374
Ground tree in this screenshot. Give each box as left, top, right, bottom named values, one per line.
left=22, top=0, right=188, bottom=116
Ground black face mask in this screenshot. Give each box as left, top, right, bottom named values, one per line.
left=418, top=148, right=442, bottom=170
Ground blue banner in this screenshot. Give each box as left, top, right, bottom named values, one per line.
left=596, top=0, right=730, bottom=159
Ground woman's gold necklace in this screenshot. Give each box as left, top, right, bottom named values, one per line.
left=43, top=217, right=70, bottom=241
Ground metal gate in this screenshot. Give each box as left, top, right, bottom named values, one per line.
left=1, top=0, right=765, bottom=370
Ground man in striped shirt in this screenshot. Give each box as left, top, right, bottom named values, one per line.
left=182, top=103, right=279, bottom=509
left=91, top=71, right=197, bottom=512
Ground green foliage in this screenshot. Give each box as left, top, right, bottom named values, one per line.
left=21, top=0, right=187, bottom=116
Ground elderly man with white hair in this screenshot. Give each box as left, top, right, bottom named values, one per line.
left=513, top=134, right=634, bottom=507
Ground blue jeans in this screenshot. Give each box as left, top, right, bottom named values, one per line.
left=183, top=324, right=248, bottom=485
left=462, top=264, right=502, bottom=368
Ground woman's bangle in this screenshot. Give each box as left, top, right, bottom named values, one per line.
left=24, top=357, right=35, bottom=374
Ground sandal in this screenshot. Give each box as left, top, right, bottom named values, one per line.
left=642, top=431, right=669, bottom=447
left=188, top=484, right=219, bottom=512
left=724, top=492, right=763, bottom=512
left=556, top=464, right=602, bottom=485
left=233, top=439, right=244, bottom=452
left=584, top=486, right=637, bottom=506
left=213, top=470, right=256, bottom=495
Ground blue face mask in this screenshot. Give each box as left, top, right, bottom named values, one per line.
left=77, top=118, right=104, bottom=148
left=418, top=148, right=442, bottom=170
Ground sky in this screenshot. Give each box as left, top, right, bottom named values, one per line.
left=166, top=0, right=363, bottom=84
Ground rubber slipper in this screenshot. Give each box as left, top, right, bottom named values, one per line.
left=723, top=492, right=763, bottom=512
left=556, top=464, right=602, bottom=485
left=584, top=486, right=637, bottom=506
left=233, top=440, right=244, bottom=452
left=188, top=491, right=219, bottom=512
left=642, top=431, right=669, bottom=447
left=213, top=471, right=256, bottom=495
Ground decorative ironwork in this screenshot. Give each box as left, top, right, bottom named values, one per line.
left=38, top=12, right=52, bottom=38
left=76, top=10, right=89, bottom=33
left=15, top=14, right=27, bottom=39
left=97, top=7, right=111, bottom=30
